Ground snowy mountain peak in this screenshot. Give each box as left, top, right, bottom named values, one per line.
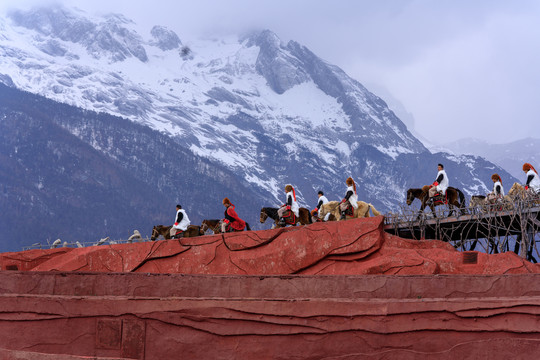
left=8, top=6, right=148, bottom=62
left=150, top=25, right=182, bottom=51
left=1, top=4, right=513, bottom=211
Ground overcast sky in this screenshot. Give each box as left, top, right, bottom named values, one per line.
left=1, top=0, right=539, bottom=145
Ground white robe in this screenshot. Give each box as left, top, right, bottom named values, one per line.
left=435, top=170, right=449, bottom=194
left=173, top=209, right=190, bottom=231
left=527, top=169, right=540, bottom=193
left=317, top=195, right=330, bottom=221
left=286, top=191, right=299, bottom=217
left=346, top=185, right=358, bottom=209
left=317, top=195, right=329, bottom=207
left=492, top=180, right=505, bottom=196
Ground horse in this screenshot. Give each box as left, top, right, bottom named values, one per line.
left=406, top=186, right=466, bottom=218
left=201, top=219, right=252, bottom=234
left=469, top=195, right=486, bottom=214
left=150, top=224, right=203, bottom=240
left=259, top=207, right=311, bottom=228
left=201, top=219, right=222, bottom=234
left=507, top=182, right=533, bottom=201
left=508, top=182, right=540, bottom=205
left=470, top=194, right=512, bottom=213
left=318, top=200, right=381, bottom=221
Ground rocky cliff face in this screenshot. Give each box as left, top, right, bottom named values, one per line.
left=0, top=84, right=269, bottom=250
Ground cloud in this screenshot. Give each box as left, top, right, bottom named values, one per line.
left=1, top=0, right=539, bottom=144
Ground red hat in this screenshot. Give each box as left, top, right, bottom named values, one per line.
left=222, top=197, right=231, bottom=205
left=523, top=163, right=538, bottom=174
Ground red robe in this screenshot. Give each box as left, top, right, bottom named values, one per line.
left=224, top=204, right=246, bottom=231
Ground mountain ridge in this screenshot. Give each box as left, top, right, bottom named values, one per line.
left=0, top=5, right=520, bottom=250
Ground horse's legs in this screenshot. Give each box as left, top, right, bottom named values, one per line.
left=429, top=204, right=437, bottom=218
left=416, top=202, right=425, bottom=220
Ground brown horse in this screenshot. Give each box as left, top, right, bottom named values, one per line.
left=406, top=186, right=466, bottom=218
left=150, top=224, right=203, bottom=240
left=201, top=219, right=252, bottom=234
left=259, top=207, right=311, bottom=228
left=201, top=219, right=222, bottom=234
left=318, top=201, right=381, bottom=221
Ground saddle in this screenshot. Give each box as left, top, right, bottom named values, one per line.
left=172, top=230, right=184, bottom=239
left=224, top=223, right=243, bottom=233
left=344, top=205, right=354, bottom=216
left=282, top=210, right=297, bottom=225
left=432, top=192, right=447, bottom=205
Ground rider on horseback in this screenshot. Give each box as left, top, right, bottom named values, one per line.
left=278, top=185, right=299, bottom=226
left=487, top=173, right=504, bottom=203
left=340, top=177, right=358, bottom=220
left=221, top=197, right=246, bottom=233
left=171, top=204, right=191, bottom=238
left=523, top=163, right=540, bottom=194
left=312, top=190, right=330, bottom=222
left=428, top=163, right=449, bottom=203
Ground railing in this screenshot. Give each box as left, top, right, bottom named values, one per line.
left=384, top=197, right=540, bottom=262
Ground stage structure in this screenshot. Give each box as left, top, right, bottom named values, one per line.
left=384, top=197, right=540, bottom=262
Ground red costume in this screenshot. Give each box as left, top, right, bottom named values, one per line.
left=223, top=200, right=246, bottom=231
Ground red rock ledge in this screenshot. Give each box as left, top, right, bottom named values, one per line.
left=1, top=216, right=539, bottom=359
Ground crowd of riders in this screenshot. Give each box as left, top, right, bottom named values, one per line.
left=169, top=162, right=540, bottom=239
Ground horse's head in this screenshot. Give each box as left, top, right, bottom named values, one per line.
left=406, top=189, right=414, bottom=205
left=508, top=182, right=523, bottom=196
left=150, top=226, right=159, bottom=240
left=260, top=208, right=268, bottom=223
left=200, top=222, right=209, bottom=233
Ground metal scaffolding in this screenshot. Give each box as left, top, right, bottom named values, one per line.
left=384, top=196, right=540, bottom=262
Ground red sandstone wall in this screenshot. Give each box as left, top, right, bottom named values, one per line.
left=1, top=216, right=539, bottom=275
left=1, top=272, right=540, bottom=359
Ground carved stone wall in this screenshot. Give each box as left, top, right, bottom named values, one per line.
left=1, top=217, right=539, bottom=275
left=1, top=217, right=540, bottom=358
left=1, top=272, right=540, bottom=359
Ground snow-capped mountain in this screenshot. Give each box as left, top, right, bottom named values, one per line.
left=0, top=6, right=425, bottom=201
left=0, top=5, right=519, bottom=248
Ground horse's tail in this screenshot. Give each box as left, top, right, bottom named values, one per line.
left=456, top=188, right=468, bottom=215
left=457, top=188, right=466, bottom=208
left=369, top=203, right=381, bottom=217
left=245, top=222, right=251, bottom=231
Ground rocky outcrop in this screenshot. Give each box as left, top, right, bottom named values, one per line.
left=1, top=216, right=539, bottom=275
left=150, top=25, right=181, bottom=51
